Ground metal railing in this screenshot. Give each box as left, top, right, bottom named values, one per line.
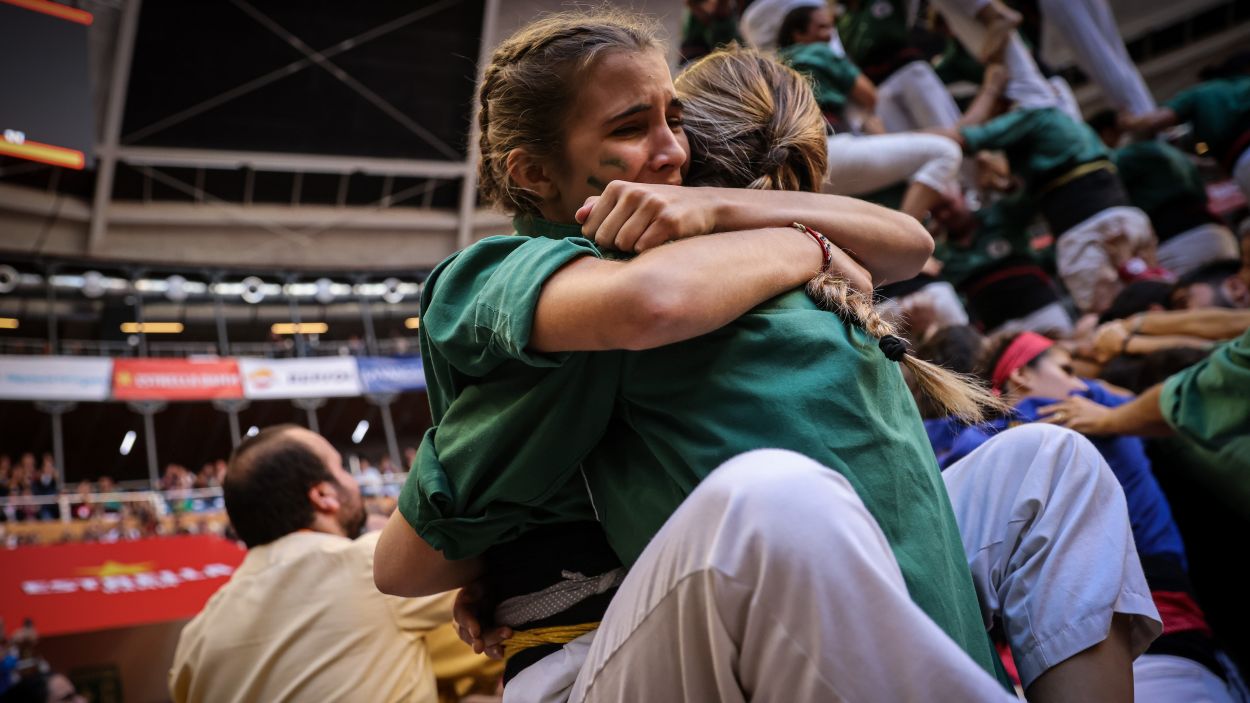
left=1, top=473, right=408, bottom=524
left=0, top=336, right=418, bottom=359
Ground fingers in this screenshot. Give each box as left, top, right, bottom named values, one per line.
left=580, top=182, right=621, bottom=241
left=575, top=196, right=599, bottom=225
left=614, top=203, right=659, bottom=253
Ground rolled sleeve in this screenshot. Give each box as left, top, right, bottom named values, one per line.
left=422, top=235, right=604, bottom=376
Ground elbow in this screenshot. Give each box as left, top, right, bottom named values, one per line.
left=893, top=211, right=935, bottom=275
left=615, top=277, right=691, bottom=351
left=373, top=544, right=410, bottom=597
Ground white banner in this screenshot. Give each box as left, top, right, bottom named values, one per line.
left=0, top=356, right=113, bottom=401
left=237, top=357, right=362, bottom=399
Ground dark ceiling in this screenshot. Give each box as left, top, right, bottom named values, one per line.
left=120, top=0, right=484, bottom=160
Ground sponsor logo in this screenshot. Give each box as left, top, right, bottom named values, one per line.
left=248, top=367, right=276, bottom=390
left=21, top=560, right=234, bottom=596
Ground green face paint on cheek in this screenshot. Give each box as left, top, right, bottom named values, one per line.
left=600, top=157, right=629, bottom=171
left=586, top=175, right=609, bottom=191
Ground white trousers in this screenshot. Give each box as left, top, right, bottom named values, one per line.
left=1134, top=654, right=1238, bottom=703
left=943, top=424, right=1161, bottom=688
left=1038, top=0, right=1156, bottom=115
left=930, top=0, right=1060, bottom=110
left=825, top=132, right=963, bottom=195
left=509, top=426, right=1161, bottom=702
left=877, top=60, right=964, bottom=133
left=1157, top=223, right=1241, bottom=278
left=1055, top=205, right=1156, bottom=314
left=988, top=300, right=1075, bottom=338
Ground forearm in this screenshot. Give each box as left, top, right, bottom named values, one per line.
left=1134, top=309, right=1250, bottom=340
left=1120, top=108, right=1177, bottom=136
left=532, top=226, right=826, bottom=352
left=1096, top=384, right=1173, bottom=437
left=709, top=190, right=934, bottom=284
left=374, top=511, right=484, bottom=597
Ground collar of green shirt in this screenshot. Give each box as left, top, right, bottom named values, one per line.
left=514, top=216, right=583, bottom=240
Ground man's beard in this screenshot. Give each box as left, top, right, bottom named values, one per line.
left=334, top=484, right=367, bottom=539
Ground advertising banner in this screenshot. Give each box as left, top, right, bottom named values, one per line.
left=0, top=355, right=112, bottom=401
left=237, top=356, right=362, bottom=399
left=112, top=358, right=243, bottom=401
left=356, top=356, right=426, bottom=393
left=0, top=535, right=245, bottom=636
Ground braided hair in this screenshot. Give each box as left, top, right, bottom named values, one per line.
left=677, top=46, right=1006, bottom=422
left=476, top=10, right=663, bottom=216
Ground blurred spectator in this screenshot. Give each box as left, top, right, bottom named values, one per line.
left=0, top=672, right=85, bottom=703
left=1171, top=260, right=1249, bottom=310
left=29, top=461, right=57, bottom=522
left=1089, top=110, right=1239, bottom=277
left=70, top=482, right=93, bottom=521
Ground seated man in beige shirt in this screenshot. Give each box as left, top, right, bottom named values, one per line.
left=170, top=424, right=472, bottom=703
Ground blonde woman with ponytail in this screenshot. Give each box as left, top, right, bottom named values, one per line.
left=376, top=13, right=1155, bottom=702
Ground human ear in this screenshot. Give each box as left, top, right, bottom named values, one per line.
left=506, top=148, right=559, bottom=201
left=1008, top=366, right=1031, bottom=394
left=1223, top=276, right=1250, bottom=308
left=308, top=482, right=340, bottom=514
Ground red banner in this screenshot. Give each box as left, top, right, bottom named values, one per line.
left=112, top=358, right=243, bottom=400
left=0, top=536, right=245, bottom=637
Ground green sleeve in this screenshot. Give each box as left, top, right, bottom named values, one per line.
left=960, top=110, right=1036, bottom=153
left=1161, top=328, right=1250, bottom=449
left=421, top=235, right=602, bottom=377
left=783, top=43, right=861, bottom=96
left=1164, top=86, right=1199, bottom=122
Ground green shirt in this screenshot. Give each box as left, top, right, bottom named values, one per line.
left=1112, top=140, right=1208, bottom=216
left=681, top=9, right=742, bottom=55
left=402, top=217, right=999, bottom=679
left=961, top=107, right=1110, bottom=191
left=837, top=0, right=910, bottom=73
left=934, top=38, right=984, bottom=86
left=1165, top=77, right=1250, bottom=163
left=935, top=193, right=1039, bottom=287
left=779, top=42, right=861, bottom=121
left=1160, top=327, right=1250, bottom=513
left=403, top=224, right=623, bottom=557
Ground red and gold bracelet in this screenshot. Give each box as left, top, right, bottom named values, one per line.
left=791, top=222, right=834, bottom=274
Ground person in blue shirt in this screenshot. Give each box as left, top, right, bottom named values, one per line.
left=943, top=330, right=1238, bottom=700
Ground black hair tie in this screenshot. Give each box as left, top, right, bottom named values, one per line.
left=879, top=335, right=908, bottom=362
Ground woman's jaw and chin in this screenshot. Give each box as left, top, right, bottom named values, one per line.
left=509, top=49, right=691, bottom=224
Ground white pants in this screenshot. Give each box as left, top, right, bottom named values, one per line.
left=930, top=0, right=1060, bottom=110
left=511, top=427, right=1160, bottom=702
left=1055, top=205, right=1156, bottom=314
left=1234, top=148, right=1250, bottom=201
left=825, top=132, right=963, bottom=195
left=567, top=449, right=1016, bottom=702
left=877, top=280, right=971, bottom=337
left=987, top=300, right=1075, bottom=337
left=1039, top=0, right=1156, bottom=115
left=1134, top=654, right=1237, bottom=703
left=1157, top=223, right=1241, bottom=278
left=877, top=60, right=964, bottom=133
left=943, top=424, right=1161, bottom=688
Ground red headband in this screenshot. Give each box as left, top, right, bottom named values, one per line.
left=991, top=332, right=1054, bottom=394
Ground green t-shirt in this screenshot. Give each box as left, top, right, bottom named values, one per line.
left=1160, top=327, right=1250, bottom=513
left=1112, top=140, right=1208, bottom=216
left=402, top=217, right=999, bottom=679
left=403, top=223, right=623, bottom=556
left=680, top=9, right=742, bottom=62
left=961, top=107, right=1110, bottom=191
left=1165, top=77, right=1250, bottom=163
left=779, top=42, right=861, bottom=121
left=934, top=37, right=985, bottom=86
left=935, top=193, right=1039, bottom=287
left=837, top=0, right=910, bottom=73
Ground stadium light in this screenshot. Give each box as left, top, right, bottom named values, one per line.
left=404, top=317, right=420, bottom=330
left=352, top=420, right=370, bottom=444
left=119, top=430, right=136, bottom=456
left=246, top=426, right=260, bottom=438
left=271, top=322, right=328, bottom=335
left=120, top=322, right=184, bottom=334
left=0, top=317, right=18, bottom=329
